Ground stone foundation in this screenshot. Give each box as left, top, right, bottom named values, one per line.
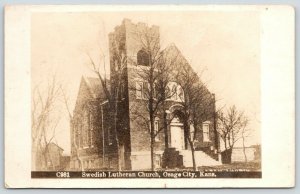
left=130, top=151, right=163, bottom=170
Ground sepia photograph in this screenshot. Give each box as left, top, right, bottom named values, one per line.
left=30, top=10, right=261, bottom=177
left=5, top=5, right=294, bottom=188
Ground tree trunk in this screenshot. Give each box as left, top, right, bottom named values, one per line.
left=150, top=112, right=155, bottom=170
left=32, top=134, right=44, bottom=171
left=213, top=99, right=219, bottom=158
left=32, top=123, right=46, bottom=171
left=242, top=135, right=248, bottom=162
left=112, top=72, right=123, bottom=171
left=221, top=148, right=232, bottom=164
left=227, top=134, right=231, bottom=149
left=224, top=136, right=228, bottom=150
left=71, top=122, right=84, bottom=171
left=184, top=119, right=196, bottom=171
left=32, top=140, right=37, bottom=171
left=150, top=112, right=155, bottom=171
left=113, top=108, right=121, bottom=171
left=191, top=147, right=196, bottom=171
left=75, top=148, right=84, bottom=171
left=150, top=137, right=154, bottom=170
left=149, top=73, right=155, bottom=171
left=43, top=146, right=49, bottom=170
left=163, top=110, right=168, bottom=149
left=188, top=138, right=196, bottom=171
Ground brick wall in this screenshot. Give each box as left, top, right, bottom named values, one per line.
left=107, top=19, right=218, bottom=169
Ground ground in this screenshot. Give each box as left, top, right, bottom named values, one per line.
left=156, top=161, right=261, bottom=171
left=197, top=161, right=261, bottom=171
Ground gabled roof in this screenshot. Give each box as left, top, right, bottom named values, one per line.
left=161, top=43, right=194, bottom=74
left=161, top=43, right=190, bottom=69
left=74, top=76, right=110, bottom=112
left=161, top=43, right=212, bottom=96
left=82, top=76, right=110, bottom=99
left=48, top=142, right=64, bottom=151
left=162, top=43, right=181, bottom=53
left=83, top=77, right=104, bottom=99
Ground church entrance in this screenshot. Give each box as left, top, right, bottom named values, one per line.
left=170, top=117, right=184, bottom=150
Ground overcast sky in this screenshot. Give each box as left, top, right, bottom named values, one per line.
left=32, top=11, right=261, bottom=154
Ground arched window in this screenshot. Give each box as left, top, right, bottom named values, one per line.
left=137, top=49, right=150, bottom=66
left=166, top=82, right=184, bottom=102
left=177, top=85, right=184, bottom=101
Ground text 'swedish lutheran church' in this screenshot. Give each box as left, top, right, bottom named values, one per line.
left=70, top=19, right=221, bottom=170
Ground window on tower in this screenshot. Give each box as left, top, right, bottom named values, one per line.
left=114, top=60, right=119, bottom=71
left=136, top=81, right=149, bottom=99
left=136, top=82, right=143, bottom=99
left=137, top=49, right=150, bottom=66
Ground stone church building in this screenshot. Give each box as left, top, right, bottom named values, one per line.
left=70, top=19, right=220, bottom=171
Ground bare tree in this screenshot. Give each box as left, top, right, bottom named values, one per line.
left=241, top=119, right=251, bottom=162
left=173, top=61, right=215, bottom=171
left=86, top=32, right=127, bottom=170
left=60, top=86, right=85, bottom=171
left=217, top=105, right=249, bottom=163
left=39, top=116, right=60, bottom=170
left=128, top=26, right=182, bottom=170
left=157, top=47, right=182, bottom=149
left=31, top=75, right=61, bottom=170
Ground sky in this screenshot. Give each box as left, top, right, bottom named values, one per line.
left=31, top=11, right=261, bottom=154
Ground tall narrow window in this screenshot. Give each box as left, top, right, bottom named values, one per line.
left=89, top=112, right=94, bottom=148
left=171, top=85, right=177, bottom=100
left=154, top=119, right=159, bottom=141
left=178, top=86, right=184, bottom=101
left=107, top=126, right=111, bottom=145
left=203, top=122, right=210, bottom=142
left=74, top=122, right=79, bottom=148
left=115, top=87, right=118, bottom=98
left=114, top=60, right=119, bottom=72
left=78, top=123, right=82, bottom=148
left=108, top=127, right=113, bottom=145
left=120, top=83, right=124, bottom=99
left=136, top=81, right=150, bottom=99
left=90, top=128, right=94, bottom=148
left=166, top=85, right=171, bottom=98
left=83, top=110, right=89, bottom=148
left=143, top=82, right=149, bottom=99
left=136, top=82, right=142, bottom=99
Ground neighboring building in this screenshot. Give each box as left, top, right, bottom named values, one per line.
left=60, top=155, right=71, bottom=170
left=231, top=145, right=261, bottom=162
left=36, top=142, right=69, bottom=171
left=70, top=19, right=220, bottom=170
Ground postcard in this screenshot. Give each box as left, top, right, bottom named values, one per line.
left=4, top=5, right=295, bottom=188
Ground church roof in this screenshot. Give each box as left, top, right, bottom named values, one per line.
left=48, top=142, right=64, bottom=151
left=162, top=43, right=212, bottom=96
left=83, top=76, right=110, bottom=99
left=74, top=76, right=109, bottom=113
left=161, top=43, right=189, bottom=66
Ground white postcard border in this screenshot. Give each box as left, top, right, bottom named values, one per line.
left=4, top=5, right=295, bottom=188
